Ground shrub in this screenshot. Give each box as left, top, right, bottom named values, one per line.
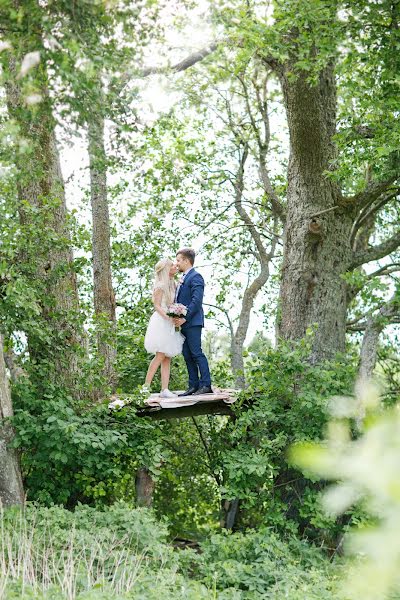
left=216, top=337, right=358, bottom=540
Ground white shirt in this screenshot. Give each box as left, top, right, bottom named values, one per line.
left=175, top=267, right=194, bottom=301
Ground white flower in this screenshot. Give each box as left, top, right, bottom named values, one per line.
left=0, top=41, right=11, bottom=52
left=25, top=94, right=42, bottom=106
left=108, top=398, right=127, bottom=411
left=18, top=51, right=41, bottom=79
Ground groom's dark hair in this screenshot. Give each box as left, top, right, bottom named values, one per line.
left=177, top=247, right=195, bottom=265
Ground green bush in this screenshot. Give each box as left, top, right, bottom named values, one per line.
left=0, top=503, right=211, bottom=599
left=186, top=528, right=340, bottom=599
left=216, top=337, right=358, bottom=540
left=0, top=503, right=342, bottom=600
left=10, top=377, right=166, bottom=506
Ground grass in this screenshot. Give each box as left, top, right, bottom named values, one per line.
left=0, top=503, right=212, bottom=600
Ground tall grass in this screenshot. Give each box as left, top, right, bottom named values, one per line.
left=0, top=507, right=151, bottom=599
left=0, top=504, right=205, bottom=600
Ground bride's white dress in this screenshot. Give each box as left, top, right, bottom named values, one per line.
left=144, top=287, right=184, bottom=357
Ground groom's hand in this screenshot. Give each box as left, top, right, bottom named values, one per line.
left=173, top=317, right=186, bottom=326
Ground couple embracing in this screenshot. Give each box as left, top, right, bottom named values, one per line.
left=143, top=248, right=212, bottom=399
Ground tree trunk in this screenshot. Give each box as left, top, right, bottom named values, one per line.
left=135, top=467, right=155, bottom=507
left=4, top=33, right=84, bottom=393
left=230, top=337, right=246, bottom=389
left=4, top=347, right=27, bottom=382
left=87, top=89, right=117, bottom=392
left=0, top=334, right=24, bottom=508
left=359, top=322, right=382, bottom=382
left=220, top=498, right=240, bottom=530
left=230, top=144, right=277, bottom=387
left=359, top=296, right=400, bottom=381
left=277, top=63, right=353, bottom=361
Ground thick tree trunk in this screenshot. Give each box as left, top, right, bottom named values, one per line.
left=0, top=334, right=24, bottom=508
left=4, top=36, right=84, bottom=393
left=135, top=467, right=155, bottom=507
left=87, top=95, right=117, bottom=392
left=277, top=64, right=353, bottom=361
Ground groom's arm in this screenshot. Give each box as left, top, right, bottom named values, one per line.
left=184, top=273, right=204, bottom=321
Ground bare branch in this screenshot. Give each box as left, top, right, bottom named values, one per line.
left=365, top=263, right=400, bottom=280
left=346, top=322, right=368, bottom=332
left=350, top=190, right=399, bottom=244
left=139, top=42, right=219, bottom=77
left=236, top=69, right=286, bottom=223
left=344, top=176, right=399, bottom=212
left=204, top=302, right=234, bottom=338
left=310, top=205, right=339, bottom=218
left=233, top=144, right=270, bottom=262
left=359, top=292, right=400, bottom=380
left=349, top=229, right=400, bottom=270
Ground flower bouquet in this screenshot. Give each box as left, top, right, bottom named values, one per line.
left=167, top=303, right=188, bottom=331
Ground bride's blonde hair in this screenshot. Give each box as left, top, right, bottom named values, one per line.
left=153, top=258, right=176, bottom=305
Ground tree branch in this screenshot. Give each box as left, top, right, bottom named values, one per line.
left=236, top=69, right=286, bottom=223
left=233, top=144, right=270, bottom=262
left=204, top=303, right=234, bottom=338
left=349, top=229, right=400, bottom=269
left=191, top=417, right=221, bottom=486
left=359, top=292, right=400, bottom=380
left=350, top=190, right=399, bottom=245
left=365, top=263, right=400, bottom=280
left=139, top=41, right=219, bottom=77
left=344, top=176, right=399, bottom=212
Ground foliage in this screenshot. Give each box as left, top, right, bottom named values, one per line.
left=0, top=502, right=211, bottom=600
left=191, top=528, right=340, bottom=599
left=292, top=381, right=400, bottom=600
left=10, top=377, right=166, bottom=507
left=1, top=3, right=400, bottom=598
left=216, top=337, right=359, bottom=540
left=153, top=415, right=223, bottom=538
left=0, top=503, right=343, bottom=600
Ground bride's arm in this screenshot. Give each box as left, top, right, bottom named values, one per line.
left=153, top=288, right=170, bottom=321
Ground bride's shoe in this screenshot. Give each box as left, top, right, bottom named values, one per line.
left=159, top=389, right=178, bottom=399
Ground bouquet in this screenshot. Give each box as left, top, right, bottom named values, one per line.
left=167, top=303, right=188, bottom=331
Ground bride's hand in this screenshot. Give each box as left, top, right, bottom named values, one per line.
left=173, top=317, right=186, bottom=327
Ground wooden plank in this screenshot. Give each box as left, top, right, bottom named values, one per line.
left=145, top=389, right=237, bottom=409
left=108, top=388, right=239, bottom=419
left=137, top=400, right=235, bottom=420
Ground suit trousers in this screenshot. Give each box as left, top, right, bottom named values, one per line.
left=181, top=326, right=211, bottom=388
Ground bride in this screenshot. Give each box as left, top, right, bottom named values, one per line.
left=143, top=258, right=184, bottom=398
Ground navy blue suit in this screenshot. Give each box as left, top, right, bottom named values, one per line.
left=177, top=269, right=211, bottom=389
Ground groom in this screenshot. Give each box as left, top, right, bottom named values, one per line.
left=173, top=248, right=213, bottom=396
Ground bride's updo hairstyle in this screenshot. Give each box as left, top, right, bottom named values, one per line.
left=153, top=258, right=176, bottom=305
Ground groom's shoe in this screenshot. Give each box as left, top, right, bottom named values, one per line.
left=178, top=387, right=198, bottom=397
left=192, top=386, right=213, bottom=395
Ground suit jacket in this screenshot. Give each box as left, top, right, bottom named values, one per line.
left=177, top=268, right=205, bottom=329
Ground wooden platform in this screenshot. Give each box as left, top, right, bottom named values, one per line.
left=138, top=388, right=238, bottom=419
